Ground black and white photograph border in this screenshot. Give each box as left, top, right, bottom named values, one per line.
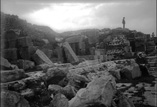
left=1, top=0, right=157, bottom=107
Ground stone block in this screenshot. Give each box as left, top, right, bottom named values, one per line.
left=2, top=48, right=18, bottom=61
left=63, top=42, right=79, bottom=63
left=19, top=46, right=37, bottom=60
left=15, top=59, right=35, bottom=70
left=17, top=37, right=33, bottom=47
left=1, top=39, right=9, bottom=49
left=1, top=69, right=27, bottom=83
left=4, top=30, right=18, bottom=40
left=8, top=39, right=18, bottom=48
left=32, top=49, right=53, bottom=65
left=1, top=57, right=12, bottom=69
left=41, top=48, right=52, bottom=59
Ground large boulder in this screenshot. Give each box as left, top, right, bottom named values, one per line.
left=69, top=74, right=116, bottom=107
left=1, top=57, right=12, bottom=70
left=48, top=84, right=63, bottom=94
left=48, top=84, right=76, bottom=100
left=13, top=59, right=35, bottom=70
left=67, top=72, right=89, bottom=89
left=109, top=68, right=121, bottom=80
left=1, top=90, right=30, bottom=107
left=19, top=46, right=37, bottom=60
left=46, top=67, right=68, bottom=84
left=1, top=69, right=27, bottom=83
left=49, top=93, right=69, bottom=107
left=62, top=84, right=77, bottom=100
left=2, top=48, right=18, bottom=62
left=121, top=63, right=141, bottom=80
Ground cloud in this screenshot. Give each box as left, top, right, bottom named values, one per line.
left=1, top=0, right=141, bottom=15
left=1, top=0, right=156, bottom=34
left=1, top=0, right=50, bottom=16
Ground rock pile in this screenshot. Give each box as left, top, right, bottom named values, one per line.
left=1, top=58, right=138, bottom=107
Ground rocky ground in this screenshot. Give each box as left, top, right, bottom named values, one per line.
left=116, top=70, right=157, bottom=107
left=1, top=58, right=157, bottom=107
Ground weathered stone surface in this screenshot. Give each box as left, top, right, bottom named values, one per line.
left=19, top=46, right=37, bottom=60
left=36, top=63, right=54, bottom=72
left=1, top=69, right=27, bottom=83
left=41, top=48, right=52, bottom=59
left=116, top=91, right=135, bottom=107
left=109, top=68, right=121, bottom=80
left=62, top=84, right=77, bottom=100
left=67, top=72, right=89, bottom=89
left=15, top=59, right=35, bottom=70
left=7, top=39, right=18, bottom=48
left=102, top=61, right=117, bottom=71
left=63, top=42, right=79, bottom=63
left=8, top=81, right=26, bottom=91
left=1, top=71, right=45, bottom=91
left=2, top=48, right=18, bottom=61
left=121, top=63, right=141, bottom=80
left=4, top=30, right=18, bottom=40
left=58, top=78, right=68, bottom=87
left=1, top=39, right=9, bottom=49
left=109, top=59, right=141, bottom=79
left=32, top=49, right=53, bottom=65
left=54, top=63, right=73, bottom=68
left=69, top=74, right=116, bottom=107
left=48, top=85, right=63, bottom=94
left=49, top=93, right=69, bottom=107
left=120, top=68, right=133, bottom=80
left=20, top=88, right=34, bottom=97
left=17, top=37, right=33, bottom=47
left=46, top=67, right=68, bottom=84
left=1, top=90, right=30, bottom=107
left=1, top=57, right=12, bottom=69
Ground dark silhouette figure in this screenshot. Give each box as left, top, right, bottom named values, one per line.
left=152, top=32, right=155, bottom=38
left=135, top=52, right=149, bottom=77
left=122, top=17, right=126, bottom=29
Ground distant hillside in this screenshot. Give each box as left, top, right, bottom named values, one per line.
left=1, top=12, right=58, bottom=43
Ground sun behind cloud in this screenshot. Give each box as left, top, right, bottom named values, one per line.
left=20, top=1, right=156, bottom=34
left=26, top=3, right=98, bottom=32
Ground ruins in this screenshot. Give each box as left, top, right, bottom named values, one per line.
left=1, top=16, right=157, bottom=107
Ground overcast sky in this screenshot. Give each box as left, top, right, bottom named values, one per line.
left=1, top=0, right=156, bottom=34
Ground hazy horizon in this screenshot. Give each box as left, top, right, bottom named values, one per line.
left=1, top=0, right=156, bottom=35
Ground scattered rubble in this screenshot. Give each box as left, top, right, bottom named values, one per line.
left=1, top=29, right=156, bottom=107
left=1, top=58, right=141, bottom=107
left=1, top=90, right=30, bottom=107
left=12, top=59, right=35, bottom=71
left=1, top=69, right=27, bottom=83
